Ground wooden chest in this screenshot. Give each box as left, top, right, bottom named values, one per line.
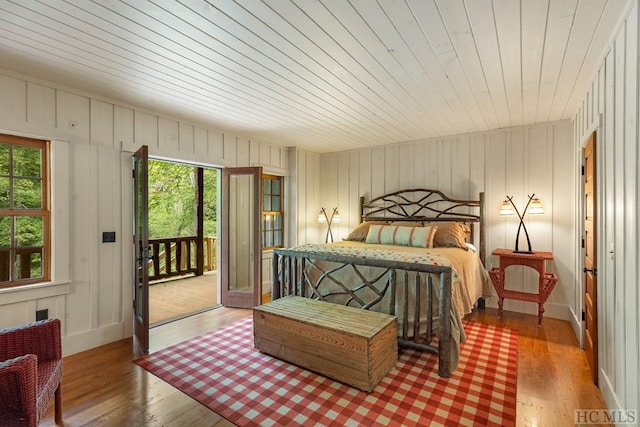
left=253, top=296, right=397, bottom=392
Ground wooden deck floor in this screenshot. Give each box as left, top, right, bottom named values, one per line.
left=40, top=307, right=607, bottom=427
left=149, top=271, right=218, bottom=325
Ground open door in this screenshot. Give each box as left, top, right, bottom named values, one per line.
left=220, top=167, right=262, bottom=308
left=583, top=133, right=598, bottom=384
left=133, top=145, right=150, bottom=353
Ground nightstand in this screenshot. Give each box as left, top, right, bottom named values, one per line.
left=488, top=248, right=558, bottom=325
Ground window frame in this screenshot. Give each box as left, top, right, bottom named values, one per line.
left=262, top=174, right=284, bottom=250
left=0, top=134, right=51, bottom=288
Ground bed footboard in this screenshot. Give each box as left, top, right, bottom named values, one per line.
left=272, top=248, right=454, bottom=377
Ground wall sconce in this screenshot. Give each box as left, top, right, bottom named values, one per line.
left=318, top=207, right=341, bottom=243
left=500, top=194, right=544, bottom=254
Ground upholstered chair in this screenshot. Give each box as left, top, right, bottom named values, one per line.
left=0, top=318, right=63, bottom=426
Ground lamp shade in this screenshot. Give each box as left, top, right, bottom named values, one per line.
left=332, top=209, right=341, bottom=223
left=527, top=198, right=544, bottom=214
left=499, top=200, right=514, bottom=216
left=317, top=208, right=327, bottom=223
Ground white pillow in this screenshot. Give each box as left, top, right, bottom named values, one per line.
left=366, top=225, right=437, bottom=248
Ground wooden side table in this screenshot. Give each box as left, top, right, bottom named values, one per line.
left=488, top=248, right=558, bottom=325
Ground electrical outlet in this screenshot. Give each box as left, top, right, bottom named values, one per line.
left=36, top=309, right=48, bottom=321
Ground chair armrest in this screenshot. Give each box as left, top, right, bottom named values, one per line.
left=0, top=319, right=62, bottom=362
left=0, top=354, right=38, bottom=425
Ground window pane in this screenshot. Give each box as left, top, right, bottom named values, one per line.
left=0, top=177, right=9, bottom=209
left=14, top=178, right=42, bottom=209
left=263, top=195, right=271, bottom=211
left=275, top=214, right=282, bottom=229
left=13, top=146, right=41, bottom=178
left=274, top=232, right=281, bottom=247
left=15, top=249, right=42, bottom=280
left=272, top=196, right=280, bottom=211
left=263, top=178, right=271, bottom=194
left=0, top=144, right=9, bottom=176
left=0, top=249, right=9, bottom=282
left=15, top=216, right=43, bottom=247
left=272, top=179, right=280, bottom=195
left=0, top=216, right=10, bottom=248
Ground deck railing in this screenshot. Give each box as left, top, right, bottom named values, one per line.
left=148, top=236, right=216, bottom=282
left=0, top=247, right=43, bottom=285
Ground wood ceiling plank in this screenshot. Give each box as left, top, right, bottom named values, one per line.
left=464, top=0, right=512, bottom=131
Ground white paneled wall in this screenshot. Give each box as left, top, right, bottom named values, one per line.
left=319, top=121, right=576, bottom=321
left=0, top=70, right=290, bottom=355
left=573, top=2, right=639, bottom=414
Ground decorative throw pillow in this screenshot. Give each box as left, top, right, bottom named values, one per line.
left=431, top=222, right=471, bottom=249
left=366, top=225, right=437, bottom=248
left=343, top=221, right=387, bottom=241
left=390, top=221, right=424, bottom=228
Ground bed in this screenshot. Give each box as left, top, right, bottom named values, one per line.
left=271, top=189, right=490, bottom=377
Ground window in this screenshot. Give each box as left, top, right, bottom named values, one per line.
left=262, top=174, right=283, bottom=249
left=0, top=134, right=50, bottom=288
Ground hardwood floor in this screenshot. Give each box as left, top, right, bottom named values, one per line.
left=40, top=307, right=605, bottom=426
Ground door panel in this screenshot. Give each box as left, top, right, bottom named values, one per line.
left=220, top=167, right=262, bottom=308
left=583, top=133, right=597, bottom=384
left=133, top=145, right=150, bottom=353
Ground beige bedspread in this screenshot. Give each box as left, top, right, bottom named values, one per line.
left=328, top=241, right=490, bottom=317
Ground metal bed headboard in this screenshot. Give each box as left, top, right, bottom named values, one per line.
left=359, top=188, right=486, bottom=265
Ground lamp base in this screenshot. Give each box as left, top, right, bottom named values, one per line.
left=513, top=250, right=535, bottom=254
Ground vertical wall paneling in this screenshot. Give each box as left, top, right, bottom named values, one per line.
left=383, top=145, right=399, bottom=195
left=134, top=112, right=159, bottom=149
left=397, top=144, right=414, bottom=190
left=623, top=5, right=638, bottom=407
left=67, top=142, right=92, bottom=336
left=179, top=122, right=195, bottom=155
left=358, top=149, right=372, bottom=202
left=114, top=106, right=135, bottom=150
left=158, top=117, right=179, bottom=153
left=550, top=123, right=573, bottom=310
left=412, top=142, right=426, bottom=187
left=208, top=130, right=224, bottom=160
left=371, top=147, right=385, bottom=197
left=348, top=151, right=360, bottom=233
left=320, top=121, right=573, bottom=320
left=236, top=137, right=250, bottom=166
left=613, top=24, right=627, bottom=404
left=603, top=52, right=615, bottom=379
left=50, top=140, right=71, bottom=285
left=451, top=136, right=471, bottom=199
left=26, top=83, right=56, bottom=130
left=0, top=70, right=294, bottom=356
left=573, top=2, right=639, bottom=413
left=194, top=127, right=208, bottom=159
left=259, top=143, right=271, bottom=166
left=223, top=134, right=237, bottom=166
left=336, top=152, right=350, bottom=240
left=0, top=75, right=26, bottom=124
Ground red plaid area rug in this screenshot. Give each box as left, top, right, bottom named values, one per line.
left=134, top=317, right=517, bottom=426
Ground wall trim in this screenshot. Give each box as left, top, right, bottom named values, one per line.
left=61, top=322, right=125, bottom=357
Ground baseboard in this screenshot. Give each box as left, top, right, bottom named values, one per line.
left=567, top=307, right=582, bottom=346
left=599, top=370, right=621, bottom=411
left=483, top=296, right=572, bottom=321
left=61, top=322, right=126, bottom=357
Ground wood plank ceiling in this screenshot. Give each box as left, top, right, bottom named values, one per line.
left=0, top=0, right=631, bottom=153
